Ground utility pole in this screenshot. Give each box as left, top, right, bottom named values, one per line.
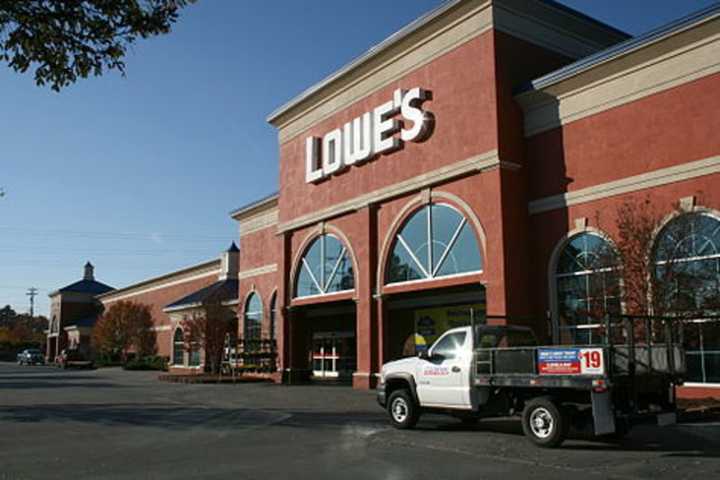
left=26, top=287, right=38, bottom=317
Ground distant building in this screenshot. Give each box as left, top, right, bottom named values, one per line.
left=95, top=244, right=239, bottom=373
left=46, top=262, right=114, bottom=361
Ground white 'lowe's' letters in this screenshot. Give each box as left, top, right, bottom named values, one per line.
left=305, top=87, right=432, bottom=183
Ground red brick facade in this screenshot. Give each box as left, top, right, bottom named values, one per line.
left=233, top=1, right=720, bottom=397
left=98, top=260, right=224, bottom=367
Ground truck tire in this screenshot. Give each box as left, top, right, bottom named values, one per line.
left=387, top=389, right=420, bottom=430
left=522, top=397, right=568, bottom=448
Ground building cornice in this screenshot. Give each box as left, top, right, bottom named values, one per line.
left=239, top=208, right=279, bottom=237
left=238, top=264, right=278, bottom=280
left=268, top=0, right=626, bottom=144
left=97, top=259, right=221, bottom=303
left=516, top=6, right=720, bottom=137
left=230, top=193, right=279, bottom=221
left=528, top=154, right=720, bottom=215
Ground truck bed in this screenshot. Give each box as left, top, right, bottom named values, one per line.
left=473, top=344, right=685, bottom=389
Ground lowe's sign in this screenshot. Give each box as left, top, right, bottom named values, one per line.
left=305, top=87, right=433, bottom=184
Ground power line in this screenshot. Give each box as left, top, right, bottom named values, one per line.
left=0, top=225, right=232, bottom=242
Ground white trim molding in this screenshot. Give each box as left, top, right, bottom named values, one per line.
left=269, top=0, right=625, bottom=141
left=517, top=18, right=720, bottom=137
left=238, top=264, right=278, bottom=280
left=150, top=325, right=172, bottom=332
left=100, top=266, right=221, bottom=304
left=278, top=150, right=509, bottom=233
left=682, top=382, right=720, bottom=389
left=529, top=155, right=720, bottom=215
left=239, top=208, right=279, bottom=237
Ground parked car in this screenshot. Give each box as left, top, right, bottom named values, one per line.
left=56, top=349, right=94, bottom=369
left=17, top=348, right=44, bottom=365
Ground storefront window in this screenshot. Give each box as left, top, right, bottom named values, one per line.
left=554, top=232, right=621, bottom=345
left=654, top=212, right=720, bottom=384
left=172, top=328, right=184, bottom=365
left=386, top=203, right=482, bottom=284
left=189, top=345, right=201, bottom=366
left=244, top=293, right=263, bottom=341
left=295, top=234, right=354, bottom=298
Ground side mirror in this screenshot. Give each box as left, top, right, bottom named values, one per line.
left=418, top=350, right=430, bottom=360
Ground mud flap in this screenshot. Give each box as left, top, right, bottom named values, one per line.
left=591, top=390, right=616, bottom=435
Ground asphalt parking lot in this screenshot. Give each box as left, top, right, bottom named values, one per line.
left=1, top=363, right=719, bottom=480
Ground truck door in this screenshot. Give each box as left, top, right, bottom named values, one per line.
left=415, top=330, right=471, bottom=408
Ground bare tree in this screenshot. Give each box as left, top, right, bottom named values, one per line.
left=595, top=194, right=717, bottom=331
left=182, top=298, right=237, bottom=374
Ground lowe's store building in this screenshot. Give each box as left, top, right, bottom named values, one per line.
left=231, top=0, right=720, bottom=397
left=83, top=0, right=720, bottom=398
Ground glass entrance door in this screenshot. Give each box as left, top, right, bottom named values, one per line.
left=311, top=332, right=356, bottom=380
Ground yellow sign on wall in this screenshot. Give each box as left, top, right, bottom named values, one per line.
left=414, top=303, right=485, bottom=351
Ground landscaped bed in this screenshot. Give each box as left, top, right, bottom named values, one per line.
left=157, top=373, right=273, bottom=384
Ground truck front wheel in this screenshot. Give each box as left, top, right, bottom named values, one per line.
left=387, top=389, right=420, bottom=430
left=522, top=397, right=568, bottom=448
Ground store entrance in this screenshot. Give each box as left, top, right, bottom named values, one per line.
left=385, top=285, right=486, bottom=362
left=311, top=332, right=356, bottom=380
left=292, top=300, right=356, bottom=384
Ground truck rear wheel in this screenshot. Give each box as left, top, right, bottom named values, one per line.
left=522, top=397, right=568, bottom=448
left=387, top=389, right=420, bottom=430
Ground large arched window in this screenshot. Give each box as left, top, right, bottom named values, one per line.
left=244, top=293, right=263, bottom=341
left=386, top=203, right=482, bottom=284
left=172, top=328, right=184, bottom=365
left=654, top=212, right=720, bottom=312
left=554, top=232, right=620, bottom=345
left=653, top=212, right=720, bottom=384
left=295, top=234, right=354, bottom=298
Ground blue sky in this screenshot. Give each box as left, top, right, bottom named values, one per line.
left=1, top=0, right=716, bottom=316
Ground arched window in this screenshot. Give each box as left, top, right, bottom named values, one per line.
left=386, top=203, right=482, bottom=284
left=653, top=212, right=720, bottom=384
left=295, top=234, right=354, bottom=298
left=654, top=212, right=720, bottom=312
left=269, top=292, right=277, bottom=341
left=172, top=328, right=184, bottom=365
left=554, top=232, right=620, bottom=345
left=244, top=292, right=263, bottom=341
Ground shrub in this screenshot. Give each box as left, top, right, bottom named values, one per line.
left=123, top=355, right=169, bottom=371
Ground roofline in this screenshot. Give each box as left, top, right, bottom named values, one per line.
left=96, top=258, right=221, bottom=301
left=229, top=192, right=279, bottom=220
left=538, top=0, right=629, bottom=39
left=266, top=0, right=465, bottom=124
left=48, top=283, right=114, bottom=298
left=266, top=0, right=629, bottom=124
left=517, top=3, right=720, bottom=95
left=163, top=298, right=239, bottom=314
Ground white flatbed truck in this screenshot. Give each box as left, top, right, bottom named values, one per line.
left=377, top=316, right=684, bottom=447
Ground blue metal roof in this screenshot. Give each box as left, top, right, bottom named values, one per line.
left=164, top=279, right=239, bottom=311
left=58, top=279, right=114, bottom=295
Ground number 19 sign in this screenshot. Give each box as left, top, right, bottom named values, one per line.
left=537, top=348, right=605, bottom=375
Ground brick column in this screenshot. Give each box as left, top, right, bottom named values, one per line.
left=376, top=295, right=387, bottom=368
left=353, top=205, right=378, bottom=389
